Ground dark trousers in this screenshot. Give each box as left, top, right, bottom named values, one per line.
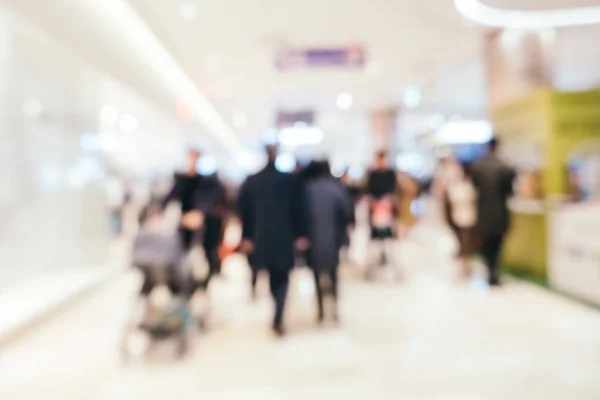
left=203, top=216, right=223, bottom=276
left=313, top=269, right=338, bottom=321
left=179, top=227, right=196, bottom=251
left=481, top=234, right=504, bottom=285
left=251, top=268, right=259, bottom=294
left=269, top=269, right=290, bottom=328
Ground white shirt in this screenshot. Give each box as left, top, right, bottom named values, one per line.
left=448, top=180, right=477, bottom=228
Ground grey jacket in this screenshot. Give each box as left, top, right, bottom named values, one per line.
left=305, top=177, right=353, bottom=272
left=472, top=154, right=516, bottom=237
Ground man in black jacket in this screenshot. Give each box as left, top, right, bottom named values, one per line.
left=472, top=138, right=516, bottom=286
left=238, top=146, right=308, bottom=336
left=162, top=149, right=222, bottom=288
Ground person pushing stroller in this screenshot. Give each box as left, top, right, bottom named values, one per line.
left=365, top=151, right=400, bottom=280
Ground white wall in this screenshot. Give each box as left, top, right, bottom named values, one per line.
left=0, top=6, right=193, bottom=290
left=554, top=25, right=600, bottom=91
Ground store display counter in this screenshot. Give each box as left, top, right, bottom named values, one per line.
left=549, top=203, right=600, bottom=306
left=502, top=199, right=547, bottom=281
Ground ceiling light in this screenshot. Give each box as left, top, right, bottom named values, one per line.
left=196, top=155, right=218, bottom=176
left=119, top=114, right=138, bottom=133
left=348, top=164, right=365, bottom=180
left=396, top=153, right=425, bottom=174
left=336, top=92, right=354, bottom=111
left=403, top=85, right=421, bottom=109
left=178, top=0, right=198, bottom=21
left=436, top=120, right=493, bottom=144
left=275, top=153, right=296, bottom=173
left=232, top=112, right=248, bottom=129
left=262, top=128, right=279, bottom=145
left=331, top=160, right=346, bottom=178
left=100, top=104, right=119, bottom=125
left=279, top=126, right=324, bottom=147
left=454, top=0, right=600, bottom=28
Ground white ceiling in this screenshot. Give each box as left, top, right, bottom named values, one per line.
left=3, top=0, right=491, bottom=165
left=126, top=0, right=486, bottom=159
left=5, top=0, right=600, bottom=168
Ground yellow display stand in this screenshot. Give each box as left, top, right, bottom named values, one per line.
left=491, top=88, right=600, bottom=281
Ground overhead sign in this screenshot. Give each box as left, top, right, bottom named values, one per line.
left=275, top=45, right=365, bottom=71
left=276, top=110, right=314, bottom=128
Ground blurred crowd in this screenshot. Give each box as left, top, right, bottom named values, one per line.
left=109, top=137, right=515, bottom=339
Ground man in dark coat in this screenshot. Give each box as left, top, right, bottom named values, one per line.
left=471, top=138, right=516, bottom=286
left=201, top=175, right=228, bottom=277
left=238, top=146, right=308, bottom=336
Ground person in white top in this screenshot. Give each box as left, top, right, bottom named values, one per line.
left=447, top=163, right=478, bottom=279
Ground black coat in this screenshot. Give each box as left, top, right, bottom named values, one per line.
left=162, top=173, right=221, bottom=214
left=472, top=154, right=516, bottom=237
left=305, top=177, right=353, bottom=272
left=238, top=163, right=307, bottom=271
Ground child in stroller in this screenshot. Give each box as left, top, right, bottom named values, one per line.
left=122, top=205, right=200, bottom=360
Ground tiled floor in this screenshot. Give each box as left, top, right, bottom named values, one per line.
left=1, top=220, right=600, bottom=399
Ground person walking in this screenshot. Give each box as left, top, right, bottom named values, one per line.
left=162, top=149, right=221, bottom=289
left=238, top=146, right=308, bottom=337
left=201, top=174, right=228, bottom=278
left=304, top=160, right=353, bottom=324
left=471, top=138, right=516, bottom=286
left=447, top=163, right=478, bottom=279
left=365, top=151, right=398, bottom=278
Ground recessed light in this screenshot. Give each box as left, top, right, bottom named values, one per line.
left=348, top=164, right=365, bottom=180
left=279, top=126, right=324, bottom=147
left=336, top=92, right=354, bottom=110
left=454, top=0, right=600, bottom=28
left=403, top=85, right=421, bottom=109
left=178, top=0, right=198, bottom=21
left=196, top=155, right=218, bottom=176
left=275, top=153, right=296, bottom=173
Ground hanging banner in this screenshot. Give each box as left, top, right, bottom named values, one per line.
left=275, top=110, right=314, bottom=128
left=275, top=45, right=365, bottom=71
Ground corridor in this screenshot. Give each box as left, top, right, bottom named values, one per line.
left=1, top=223, right=600, bottom=400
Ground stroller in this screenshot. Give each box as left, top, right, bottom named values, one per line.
left=365, top=196, right=401, bottom=281
left=122, top=210, right=197, bottom=360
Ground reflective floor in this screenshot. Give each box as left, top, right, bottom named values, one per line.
left=1, top=220, right=600, bottom=399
